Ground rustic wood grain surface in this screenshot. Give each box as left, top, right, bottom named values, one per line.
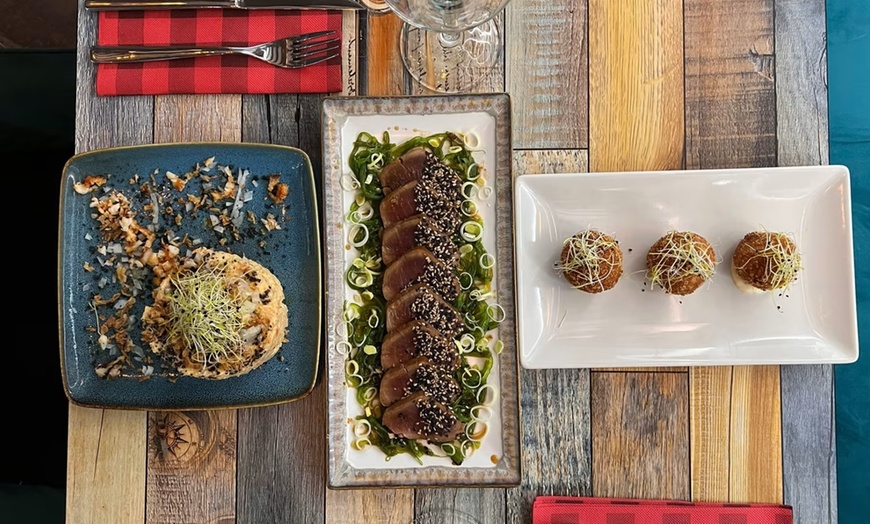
left=68, top=0, right=837, bottom=521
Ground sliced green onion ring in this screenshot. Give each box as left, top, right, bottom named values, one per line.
left=335, top=340, right=352, bottom=356
left=487, top=303, right=507, bottom=323
left=461, top=199, right=478, bottom=217
left=455, top=333, right=476, bottom=354
left=353, top=202, right=374, bottom=222
left=367, top=310, right=379, bottom=328
left=345, top=360, right=359, bottom=376
left=480, top=253, right=495, bottom=269
left=471, top=404, right=494, bottom=422
left=367, top=152, right=385, bottom=169
left=459, top=244, right=474, bottom=255
left=466, top=163, right=481, bottom=181
left=448, top=145, right=463, bottom=154
left=440, top=443, right=456, bottom=456
left=363, top=387, right=377, bottom=402
left=461, top=181, right=479, bottom=199
left=351, top=438, right=370, bottom=451
left=349, top=224, right=369, bottom=247
left=476, top=385, right=498, bottom=406
left=342, top=305, right=360, bottom=322
left=460, top=221, right=483, bottom=242
left=348, top=268, right=374, bottom=288
left=459, top=272, right=474, bottom=290
left=461, top=368, right=483, bottom=388
left=462, top=132, right=481, bottom=149
left=494, top=340, right=505, bottom=355
left=354, top=419, right=372, bottom=437
left=479, top=185, right=494, bottom=200
left=475, top=291, right=495, bottom=302
left=460, top=440, right=476, bottom=458
left=340, top=173, right=360, bottom=191
left=466, top=421, right=488, bottom=441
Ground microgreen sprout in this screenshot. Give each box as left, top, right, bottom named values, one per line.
left=167, top=262, right=245, bottom=369
left=646, top=231, right=716, bottom=291
left=736, top=231, right=802, bottom=290
left=555, top=230, right=621, bottom=291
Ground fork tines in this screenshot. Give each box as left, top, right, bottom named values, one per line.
left=288, top=33, right=341, bottom=68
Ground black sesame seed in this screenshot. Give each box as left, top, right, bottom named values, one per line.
left=414, top=396, right=458, bottom=437
left=412, top=326, right=458, bottom=368
left=409, top=290, right=463, bottom=337
left=415, top=218, right=459, bottom=266
left=412, top=258, right=459, bottom=301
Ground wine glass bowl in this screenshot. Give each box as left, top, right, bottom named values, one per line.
left=382, top=0, right=511, bottom=93
left=385, top=0, right=509, bottom=32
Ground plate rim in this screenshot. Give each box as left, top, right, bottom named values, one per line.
left=57, top=141, right=323, bottom=411
left=513, top=164, right=858, bottom=369
left=321, top=93, right=523, bottom=488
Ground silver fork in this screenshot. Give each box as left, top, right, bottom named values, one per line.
left=90, top=30, right=340, bottom=69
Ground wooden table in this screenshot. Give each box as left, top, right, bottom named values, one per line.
left=68, top=0, right=836, bottom=522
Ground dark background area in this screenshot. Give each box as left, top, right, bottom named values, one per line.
left=0, top=0, right=76, bottom=498
left=0, top=50, right=74, bottom=489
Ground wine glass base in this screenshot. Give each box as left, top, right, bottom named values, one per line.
left=400, top=20, right=501, bottom=93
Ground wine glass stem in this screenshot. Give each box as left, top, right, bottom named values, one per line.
left=438, top=31, right=463, bottom=48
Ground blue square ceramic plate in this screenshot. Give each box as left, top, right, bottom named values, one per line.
left=58, top=143, right=321, bottom=410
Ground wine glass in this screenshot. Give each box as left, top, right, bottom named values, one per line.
left=383, top=0, right=511, bottom=93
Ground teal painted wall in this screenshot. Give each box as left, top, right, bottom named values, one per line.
left=829, top=0, right=870, bottom=520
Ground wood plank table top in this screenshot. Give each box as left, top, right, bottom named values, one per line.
left=67, top=0, right=836, bottom=522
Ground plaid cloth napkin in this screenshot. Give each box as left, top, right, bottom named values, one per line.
left=96, top=9, right=343, bottom=96
left=533, top=497, right=793, bottom=524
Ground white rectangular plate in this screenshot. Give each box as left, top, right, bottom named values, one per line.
left=322, top=95, right=520, bottom=488
left=514, top=166, right=858, bottom=369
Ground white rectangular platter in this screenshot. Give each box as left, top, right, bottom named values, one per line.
left=514, top=166, right=858, bottom=369
left=322, top=95, right=521, bottom=488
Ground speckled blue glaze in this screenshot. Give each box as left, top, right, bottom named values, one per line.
left=59, top=143, right=321, bottom=410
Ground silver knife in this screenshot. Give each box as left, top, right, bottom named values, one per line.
left=85, top=0, right=364, bottom=10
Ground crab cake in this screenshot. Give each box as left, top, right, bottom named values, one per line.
left=141, top=248, right=288, bottom=379
left=731, top=231, right=802, bottom=294
left=556, top=229, right=623, bottom=293
left=646, top=231, right=717, bottom=296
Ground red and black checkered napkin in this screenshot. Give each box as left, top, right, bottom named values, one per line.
left=96, top=9, right=342, bottom=96
left=533, top=497, right=793, bottom=524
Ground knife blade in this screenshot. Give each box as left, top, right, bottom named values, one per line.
left=85, top=0, right=364, bottom=10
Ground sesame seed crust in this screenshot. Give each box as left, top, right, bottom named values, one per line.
left=413, top=183, right=461, bottom=234
left=414, top=395, right=459, bottom=437
left=414, top=217, right=460, bottom=266
left=411, top=256, right=459, bottom=302
left=408, top=287, right=464, bottom=337
left=412, top=325, right=459, bottom=368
